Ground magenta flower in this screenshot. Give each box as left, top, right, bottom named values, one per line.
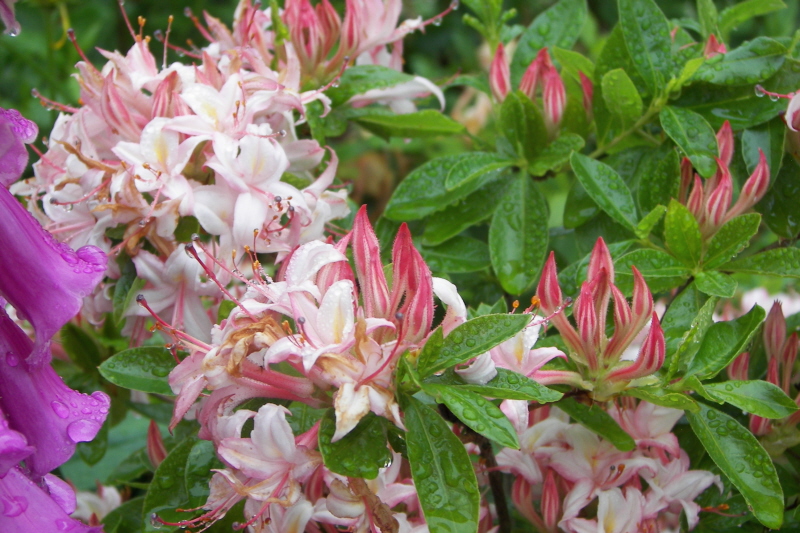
left=0, top=108, right=37, bottom=186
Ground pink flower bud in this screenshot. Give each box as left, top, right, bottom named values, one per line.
left=716, top=120, right=734, bottom=168
left=587, top=237, right=615, bottom=285
left=727, top=352, right=750, bottom=381
left=390, top=223, right=434, bottom=343
left=543, top=65, right=566, bottom=133
left=605, top=268, right=652, bottom=364
left=703, top=34, right=727, bottom=58
left=766, top=356, right=780, bottom=387
left=678, top=157, right=693, bottom=203
left=541, top=470, right=560, bottom=532
left=750, top=415, right=771, bottom=436
left=351, top=206, right=391, bottom=320
left=101, top=74, right=143, bottom=140
left=317, top=0, right=342, bottom=57
left=575, top=282, right=599, bottom=368
left=726, top=150, right=770, bottom=221
left=519, top=48, right=551, bottom=100
left=147, top=420, right=167, bottom=468
left=579, top=71, right=593, bottom=121
left=704, top=162, right=732, bottom=229
left=782, top=334, right=798, bottom=394
left=607, top=312, right=664, bottom=382
left=537, top=252, right=562, bottom=314
left=489, top=43, right=510, bottom=102
left=764, top=301, right=786, bottom=361
left=786, top=93, right=800, bottom=132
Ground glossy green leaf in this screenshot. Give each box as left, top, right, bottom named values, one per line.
left=704, top=380, right=799, bottom=419
left=660, top=106, right=718, bottom=178
left=354, top=110, right=465, bottom=140
left=742, top=115, right=785, bottom=177
left=623, top=386, right=699, bottom=412
left=596, top=26, right=649, bottom=99
left=319, top=410, right=391, bottom=479
left=113, top=258, right=145, bottom=326
left=695, top=271, right=737, bottom=298
left=552, top=47, right=595, bottom=83
left=444, top=152, right=514, bottom=190
left=457, top=368, right=563, bottom=402
left=384, top=155, right=505, bottom=221
left=601, top=69, right=643, bottom=128
left=423, top=384, right=519, bottom=449
left=103, top=497, right=145, bottom=533
left=570, top=152, right=638, bottom=231
left=694, top=37, right=786, bottom=86
left=77, top=420, right=108, bottom=466
left=636, top=145, right=681, bottom=215
left=287, top=403, right=327, bottom=436
left=418, top=314, right=531, bottom=378
left=510, top=0, right=587, bottom=85
left=635, top=205, right=667, bottom=239
left=759, top=159, right=800, bottom=239
left=327, top=65, right=413, bottom=106
left=661, top=282, right=707, bottom=361
left=500, top=91, right=548, bottom=163
left=668, top=293, right=718, bottom=379
left=99, top=347, right=174, bottom=395
left=558, top=397, right=636, bottom=451
left=61, top=322, right=102, bottom=373
left=703, top=213, right=761, bottom=269
left=417, top=326, right=444, bottom=377
left=421, top=236, right=490, bottom=273
left=184, top=440, right=219, bottom=508
left=421, top=177, right=512, bottom=246
left=404, top=395, right=480, bottom=533
left=614, top=249, right=691, bottom=294
left=721, top=247, right=800, bottom=278
left=697, top=0, right=719, bottom=37
left=618, top=0, right=673, bottom=93
left=529, top=133, right=585, bottom=177
left=674, top=83, right=785, bottom=130
left=687, top=403, right=784, bottom=529
left=142, top=437, right=197, bottom=532
left=563, top=180, right=599, bottom=229
left=685, top=304, right=766, bottom=380
left=665, top=200, right=702, bottom=268
left=489, top=175, right=549, bottom=294
left=719, top=0, right=787, bottom=34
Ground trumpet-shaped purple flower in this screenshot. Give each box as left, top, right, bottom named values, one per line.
left=0, top=108, right=36, bottom=186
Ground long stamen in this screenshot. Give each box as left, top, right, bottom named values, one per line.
left=184, top=7, right=215, bottom=42
left=136, top=295, right=212, bottom=351
left=184, top=243, right=256, bottom=321
left=31, top=89, right=80, bottom=114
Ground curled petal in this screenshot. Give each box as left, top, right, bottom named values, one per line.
left=716, top=120, right=733, bottom=168
left=726, top=149, right=770, bottom=221
left=489, top=43, right=510, bottom=102
left=0, top=108, right=37, bottom=186
left=607, top=312, right=664, bottom=383
left=704, top=162, right=732, bottom=230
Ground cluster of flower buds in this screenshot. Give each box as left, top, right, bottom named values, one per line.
left=729, top=301, right=800, bottom=453
left=15, top=0, right=444, bottom=342
left=0, top=108, right=109, bottom=532
left=678, top=120, right=770, bottom=238
left=536, top=238, right=666, bottom=400
left=489, top=45, right=576, bottom=136
left=496, top=400, right=721, bottom=533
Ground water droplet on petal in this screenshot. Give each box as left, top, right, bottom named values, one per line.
left=66, top=419, right=101, bottom=443
left=51, top=401, right=70, bottom=419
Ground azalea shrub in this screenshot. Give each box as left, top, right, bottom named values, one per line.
left=4, top=0, right=800, bottom=532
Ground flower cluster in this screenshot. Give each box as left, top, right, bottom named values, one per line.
left=536, top=238, right=666, bottom=400
left=0, top=108, right=109, bottom=532
left=497, top=400, right=721, bottom=533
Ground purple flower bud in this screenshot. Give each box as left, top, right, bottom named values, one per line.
left=0, top=108, right=37, bottom=187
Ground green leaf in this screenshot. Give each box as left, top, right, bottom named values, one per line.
left=500, top=92, right=548, bottom=163
left=694, top=38, right=786, bottom=86
left=184, top=440, right=220, bottom=508
left=421, top=236, right=491, bottom=273
left=695, top=271, right=737, bottom=298
left=636, top=145, right=681, bottom=215
left=113, top=261, right=145, bottom=326
left=596, top=25, right=649, bottom=99
left=417, top=326, right=444, bottom=377
left=697, top=0, right=719, bottom=37
left=661, top=282, right=707, bottom=360
left=457, top=368, right=563, bottom=402
left=673, top=57, right=706, bottom=90
left=685, top=304, right=766, bottom=380
left=510, top=0, right=587, bottom=85
left=103, top=497, right=145, bottom=533
left=563, top=180, right=599, bottom=229
left=665, top=200, right=702, bottom=268
left=674, top=83, right=785, bottom=130
left=353, top=110, right=465, bottom=140
left=528, top=133, right=585, bottom=177
left=719, top=0, right=787, bottom=35
left=742, top=116, right=785, bottom=177
left=635, top=205, right=667, bottom=239
left=421, top=177, right=512, bottom=246
left=417, top=314, right=531, bottom=378
left=687, top=403, right=783, bottom=529
left=423, top=384, right=519, bottom=449
left=703, top=213, right=761, bottom=269
left=614, top=249, right=691, bottom=294
left=623, top=386, right=699, bottom=412
left=570, top=152, right=638, bottom=231
left=552, top=47, right=595, bottom=83
left=142, top=437, right=198, bottom=532
left=668, top=292, right=718, bottom=379
left=444, top=152, right=514, bottom=190
left=618, top=0, right=673, bottom=93
left=318, top=410, right=391, bottom=479
left=601, top=69, right=643, bottom=128
left=61, top=322, right=102, bottom=373
left=99, top=347, right=175, bottom=395
left=217, top=300, right=237, bottom=323
left=660, top=106, right=718, bottom=178
left=489, top=175, right=549, bottom=294
left=327, top=65, right=413, bottom=106
left=704, top=380, right=799, bottom=419
left=759, top=159, right=800, bottom=239
left=558, top=397, right=636, bottom=451
left=384, top=155, right=506, bottom=221
left=77, top=420, right=108, bottom=466
left=404, top=395, right=480, bottom=533
left=722, top=247, right=800, bottom=278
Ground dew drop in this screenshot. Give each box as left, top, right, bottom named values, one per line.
left=5, top=352, right=19, bottom=367
left=1, top=496, right=27, bottom=517
left=66, top=419, right=101, bottom=443
left=51, top=401, right=70, bottom=419
left=55, top=518, right=75, bottom=531
left=432, top=17, right=443, bottom=26
left=755, top=85, right=766, bottom=98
